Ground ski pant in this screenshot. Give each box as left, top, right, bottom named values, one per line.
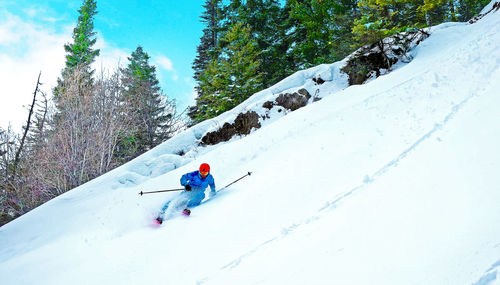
left=160, top=189, right=205, bottom=218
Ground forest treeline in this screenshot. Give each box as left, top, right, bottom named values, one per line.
left=0, top=0, right=489, bottom=226
left=189, top=0, right=489, bottom=123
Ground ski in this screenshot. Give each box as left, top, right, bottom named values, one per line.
left=152, top=208, right=191, bottom=227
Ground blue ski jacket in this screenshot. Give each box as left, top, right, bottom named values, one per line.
left=180, top=171, right=216, bottom=206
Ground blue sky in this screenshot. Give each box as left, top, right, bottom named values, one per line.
left=0, top=0, right=205, bottom=129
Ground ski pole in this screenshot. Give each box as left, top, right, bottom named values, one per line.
left=138, top=188, right=184, bottom=196
left=139, top=171, right=252, bottom=196
left=218, top=171, right=252, bottom=192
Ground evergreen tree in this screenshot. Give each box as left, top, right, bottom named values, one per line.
left=64, top=0, right=100, bottom=71
left=189, top=0, right=223, bottom=121
left=222, top=0, right=294, bottom=87
left=120, top=46, right=177, bottom=157
left=223, top=0, right=245, bottom=28
left=329, top=0, right=360, bottom=59
left=190, top=0, right=292, bottom=124
left=54, top=0, right=100, bottom=101
left=352, top=0, right=489, bottom=46
left=192, top=0, right=223, bottom=83
left=194, top=23, right=263, bottom=122
left=455, top=0, right=491, bottom=21
left=353, top=0, right=426, bottom=47
left=286, top=0, right=359, bottom=68
left=241, top=0, right=289, bottom=87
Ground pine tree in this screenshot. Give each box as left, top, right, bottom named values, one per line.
left=286, top=0, right=358, bottom=68
left=192, top=0, right=223, bottom=84
left=241, top=0, right=289, bottom=87
left=190, top=0, right=293, bottom=124
left=455, top=0, right=491, bottom=21
left=194, top=23, right=263, bottom=122
left=189, top=0, right=223, bottom=121
left=120, top=46, right=177, bottom=157
left=64, top=0, right=100, bottom=71
left=352, top=0, right=465, bottom=46
left=353, top=0, right=491, bottom=47
left=54, top=0, right=100, bottom=101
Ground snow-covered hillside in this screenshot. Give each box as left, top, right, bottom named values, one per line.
left=1, top=3, right=500, bottom=284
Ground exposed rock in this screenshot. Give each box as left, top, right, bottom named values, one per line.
left=262, top=101, right=274, bottom=109
left=469, top=2, right=500, bottom=24
left=342, top=29, right=429, bottom=85
left=312, top=76, right=325, bottom=85
left=297, top=88, right=311, bottom=98
left=233, top=111, right=260, bottom=135
left=275, top=89, right=311, bottom=111
left=201, top=111, right=261, bottom=145
left=342, top=48, right=397, bottom=85
left=201, top=89, right=313, bottom=146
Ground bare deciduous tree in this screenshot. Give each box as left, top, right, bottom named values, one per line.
left=31, top=66, right=131, bottom=193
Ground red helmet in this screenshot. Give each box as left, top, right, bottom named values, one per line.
left=199, top=163, right=210, bottom=176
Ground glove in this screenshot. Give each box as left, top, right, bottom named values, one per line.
left=185, top=185, right=192, bottom=191
left=209, top=190, right=216, bottom=198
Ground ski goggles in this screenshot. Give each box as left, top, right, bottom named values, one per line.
left=200, top=170, right=209, bottom=177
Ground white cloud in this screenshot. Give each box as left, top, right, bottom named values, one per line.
left=184, top=77, right=194, bottom=85
left=152, top=54, right=180, bottom=100
left=41, top=17, right=59, bottom=23
left=0, top=13, right=130, bottom=131
left=93, top=35, right=130, bottom=72
left=0, top=12, right=70, bottom=130
left=180, top=77, right=198, bottom=109
left=0, top=13, right=27, bottom=45
left=155, top=55, right=174, bottom=71
left=23, top=8, right=39, bottom=18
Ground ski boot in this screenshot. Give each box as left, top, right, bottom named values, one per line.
left=182, top=208, right=191, bottom=216
left=154, top=216, right=163, bottom=225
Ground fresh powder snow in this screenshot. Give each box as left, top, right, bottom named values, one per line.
left=1, top=3, right=500, bottom=284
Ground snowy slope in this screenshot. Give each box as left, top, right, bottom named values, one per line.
left=1, top=4, right=500, bottom=284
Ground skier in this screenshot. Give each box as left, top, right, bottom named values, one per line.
left=155, top=163, right=216, bottom=224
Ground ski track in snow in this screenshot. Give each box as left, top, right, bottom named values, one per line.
left=473, top=259, right=500, bottom=285
left=197, top=89, right=480, bottom=284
